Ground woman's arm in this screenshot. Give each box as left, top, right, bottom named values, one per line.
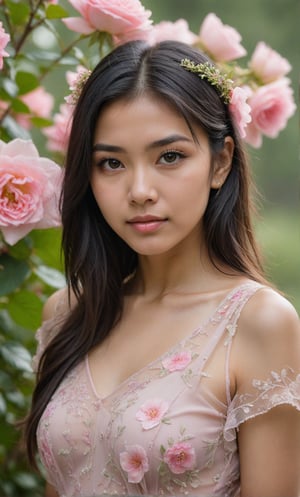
left=233, top=289, right=300, bottom=497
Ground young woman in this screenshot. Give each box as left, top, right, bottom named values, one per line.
left=26, top=40, right=300, bottom=497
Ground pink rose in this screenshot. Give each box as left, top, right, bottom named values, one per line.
left=162, top=350, right=192, bottom=372
left=43, top=103, right=73, bottom=154
left=63, top=0, right=152, bottom=44
left=164, top=442, right=196, bottom=474
left=199, top=13, right=246, bottom=62
left=136, top=398, right=169, bottom=430
left=147, top=19, right=198, bottom=46
left=229, top=86, right=252, bottom=138
left=249, top=41, right=291, bottom=84
left=16, top=87, right=54, bottom=130
left=244, top=78, right=296, bottom=148
left=0, top=139, right=63, bottom=245
left=120, top=444, right=149, bottom=483
left=0, top=22, right=10, bottom=70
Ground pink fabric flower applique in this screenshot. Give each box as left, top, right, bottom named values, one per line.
left=164, top=442, right=196, bottom=474
left=198, top=13, right=246, bottom=62
left=120, top=444, right=149, bottom=483
left=162, top=350, right=192, bottom=372
left=136, top=398, right=169, bottom=430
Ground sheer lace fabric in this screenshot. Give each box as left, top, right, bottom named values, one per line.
left=34, top=282, right=300, bottom=497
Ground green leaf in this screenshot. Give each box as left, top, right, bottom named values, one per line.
left=0, top=393, right=6, bottom=415
left=31, top=228, right=63, bottom=269
left=45, top=4, right=68, bottom=19
left=1, top=115, right=31, bottom=140
left=10, top=98, right=30, bottom=113
left=7, top=0, right=30, bottom=25
left=7, top=290, right=43, bottom=330
left=15, top=72, right=39, bottom=95
left=0, top=255, right=31, bottom=297
left=0, top=342, right=32, bottom=373
left=7, top=237, right=33, bottom=261
left=2, top=78, right=18, bottom=97
left=30, top=116, right=53, bottom=127
left=34, top=265, right=66, bottom=289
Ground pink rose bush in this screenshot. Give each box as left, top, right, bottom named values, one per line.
left=147, top=19, right=198, bottom=45
left=0, top=21, right=10, bottom=70
left=136, top=398, right=169, bottom=430
left=249, top=41, right=291, bottom=84
left=229, top=87, right=252, bottom=138
left=43, top=103, right=73, bottom=154
left=163, top=442, right=196, bottom=474
left=120, top=444, right=149, bottom=483
left=17, top=87, right=54, bottom=130
left=0, top=139, right=63, bottom=245
left=198, top=13, right=246, bottom=62
left=244, top=78, right=296, bottom=148
left=63, top=0, right=152, bottom=44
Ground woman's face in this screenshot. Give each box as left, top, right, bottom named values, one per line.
left=91, top=94, right=230, bottom=257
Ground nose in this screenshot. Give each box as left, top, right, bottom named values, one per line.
left=127, top=166, right=158, bottom=205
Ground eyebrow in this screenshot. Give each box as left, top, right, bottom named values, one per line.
left=92, top=134, right=193, bottom=153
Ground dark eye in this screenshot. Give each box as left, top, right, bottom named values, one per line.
left=160, top=151, right=184, bottom=165
left=99, top=158, right=124, bottom=170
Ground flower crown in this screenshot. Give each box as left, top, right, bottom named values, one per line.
left=180, top=58, right=234, bottom=104
left=180, top=57, right=252, bottom=137
left=65, top=69, right=92, bottom=106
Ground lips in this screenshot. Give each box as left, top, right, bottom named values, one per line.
left=127, top=215, right=167, bottom=233
left=127, top=215, right=166, bottom=224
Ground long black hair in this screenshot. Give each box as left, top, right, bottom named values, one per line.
left=25, top=39, right=266, bottom=465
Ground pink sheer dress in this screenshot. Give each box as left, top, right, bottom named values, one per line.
left=33, top=282, right=300, bottom=497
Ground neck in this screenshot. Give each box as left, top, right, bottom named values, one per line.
left=128, top=237, right=236, bottom=301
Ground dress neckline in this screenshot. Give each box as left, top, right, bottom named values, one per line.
left=85, top=280, right=261, bottom=402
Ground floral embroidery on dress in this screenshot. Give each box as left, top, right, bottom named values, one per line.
left=120, top=445, right=149, bottom=483
left=162, top=350, right=192, bottom=372
left=135, top=398, right=169, bottom=429
left=35, top=282, right=300, bottom=497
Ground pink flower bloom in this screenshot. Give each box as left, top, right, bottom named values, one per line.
left=43, top=103, right=73, bottom=154
left=120, top=444, right=149, bottom=483
left=0, top=22, right=10, bottom=70
left=16, top=87, right=54, bottom=130
left=147, top=19, right=198, bottom=46
left=199, top=13, right=246, bottom=62
left=249, top=41, right=291, bottom=84
left=63, top=0, right=152, bottom=45
left=162, top=350, right=192, bottom=372
left=244, top=78, right=296, bottom=148
left=136, top=398, right=169, bottom=430
left=164, top=442, right=196, bottom=474
left=229, top=86, right=252, bottom=138
left=0, top=139, right=63, bottom=245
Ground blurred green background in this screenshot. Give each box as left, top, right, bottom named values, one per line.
left=141, top=0, right=299, bottom=311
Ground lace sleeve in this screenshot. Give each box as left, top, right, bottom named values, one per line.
left=224, top=367, right=300, bottom=442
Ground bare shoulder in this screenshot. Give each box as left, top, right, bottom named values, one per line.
left=239, top=286, right=299, bottom=342
left=42, top=286, right=77, bottom=321
left=233, top=287, right=300, bottom=381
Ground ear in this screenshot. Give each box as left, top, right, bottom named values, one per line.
left=210, top=136, right=234, bottom=189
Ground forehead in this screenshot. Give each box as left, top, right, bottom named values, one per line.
left=93, top=94, right=205, bottom=145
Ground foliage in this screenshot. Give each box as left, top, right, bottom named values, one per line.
left=0, top=1, right=297, bottom=496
